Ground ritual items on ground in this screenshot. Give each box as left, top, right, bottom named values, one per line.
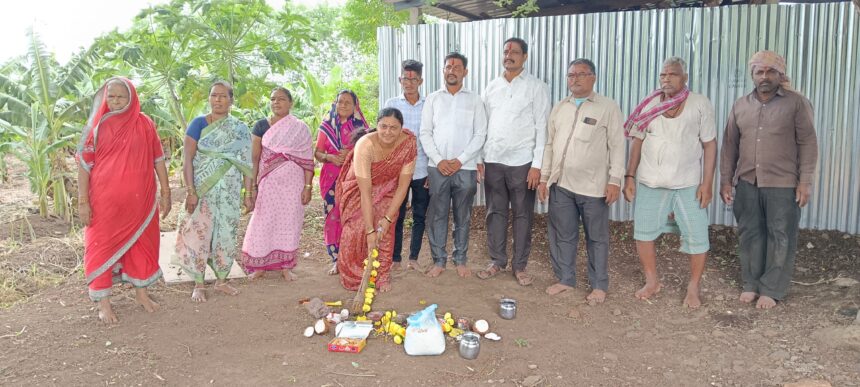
left=328, top=320, right=374, bottom=353
left=404, top=304, right=446, bottom=356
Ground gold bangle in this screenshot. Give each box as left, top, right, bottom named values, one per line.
left=383, top=215, right=393, bottom=223
left=366, top=228, right=375, bottom=235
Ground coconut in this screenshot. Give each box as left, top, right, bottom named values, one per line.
left=484, top=332, right=501, bottom=341
left=340, top=308, right=350, bottom=320
left=314, top=318, right=331, bottom=335
left=303, top=326, right=315, bottom=338
left=473, top=319, right=490, bottom=334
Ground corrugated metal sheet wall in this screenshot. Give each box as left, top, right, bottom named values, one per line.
left=378, top=2, right=860, bottom=234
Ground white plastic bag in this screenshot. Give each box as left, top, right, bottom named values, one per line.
left=404, top=304, right=446, bottom=356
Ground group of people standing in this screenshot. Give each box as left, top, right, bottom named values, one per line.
left=76, top=37, right=817, bottom=324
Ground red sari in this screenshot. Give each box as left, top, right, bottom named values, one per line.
left=77, top=78, right=164, bottom=301
left=336, top=130, right=417, bottom=290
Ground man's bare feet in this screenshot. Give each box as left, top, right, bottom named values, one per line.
left=426, top=265, right=445, bottom=278
left=739, top=291, right=757, bottom=303
left=391, top=262, right=402, bottom=271
left=406, top=260, right=421, bottom=271
left=97, top=298, right=118, bottom=324
left=378, top=282, right=391, bottom=292
left=683, top=283, right=702, bottom=309
left=586, top=289, right=607, bottom=305
left=135, top=288, right=160, bottom=313
left=282, top=269, right=297, bottom=281
left=756, top=295, right=777, bottom=309
left=248, top=271, right=265, bottom=281
left=191, top=286, right=207, bottom=302
left=327, top=263, right=338, bottom=275
left=456, top=264, right=471, bottom=278
left=546, top=283, right=573, bottom=296
left=634, top=282, right=662, bottom=300
left=214, top=281, right=240, bottom=296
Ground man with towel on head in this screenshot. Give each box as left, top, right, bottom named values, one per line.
left=720, top=50, right=818, bottom=309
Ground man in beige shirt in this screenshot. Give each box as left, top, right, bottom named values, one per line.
left=720, top=50, right=818, bottom=309
left=538, top=58, right=625, bottom=303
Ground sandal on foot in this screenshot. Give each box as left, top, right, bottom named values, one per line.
left=476, top=263, right=502, bottom=280
left=514, top=270, right=534, bottom=286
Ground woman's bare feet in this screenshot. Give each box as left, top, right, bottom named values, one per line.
left=97, top=298, right=118, bottom=324
left=546, top=283, right=573, bottom=296
left=135, top=288, right=160, bottom=313
left=327, top=263, right=339, bottom=275
left=213, top=280, right=240, bottom=296
left=635, top=281, right=662, bottom=300
left=282, top=269, right=297, bottom=281
left=248, top=271, right=265, bottom=281
left=683, top=283, right=702, bottom=309
left=456, top=265, right=471, bottom=278
left=426, top=265, right=445, bottom=277
left=739, top=292, right=757, bottom=303
left=756, top=295, right=777, bottom=309
left=586, top=289, right=607, bottom=305
left=191, top=285, right=207, bottom=303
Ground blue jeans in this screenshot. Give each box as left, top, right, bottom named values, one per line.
left=393, top=177, right=430, bottom=262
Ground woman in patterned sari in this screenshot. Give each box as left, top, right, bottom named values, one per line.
left=77, top=77, right=170, bottom=324
left=175, top=81, right=253, bottom=302
left=313, top=90, right=368, bottom=275
left=336, top=108, right=417, bottom=292
left=241, top=87, right=314, bottom=280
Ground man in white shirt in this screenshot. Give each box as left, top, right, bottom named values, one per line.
left=384, top=59, right=429, bottom=272
left=623, top=57, right=718, bottom=309
left=538, top=58, right=625, bottom=303
left=476, top=38, right=550, bottom=287
left=420, top=52, right=488, bottom=278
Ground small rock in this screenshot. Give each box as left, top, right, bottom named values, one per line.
left=833, top=277, right=859, bottom=288
left=768, top=350, right=791, bottom=361
left=843, top=233, right=851, bottom=239
left=796, top=266, right=810, bottom=273
left=821, top=232, right=830, bottom=240
left=568, top=308, right=582, bottom=319
left=602, top=367, right=610, bottom=373
left=603, top=352, right=618, bottom=362
left=685, top=334, right=699, bottom=342
left=528, top=364, right=538, bottom=370
left=612, top=309, right=622, bottom=316
left=783, top=380, right=832, bottom=387
left=806, top=242, right=814, bottom=249
left=522, top=375, right=542, bottom=387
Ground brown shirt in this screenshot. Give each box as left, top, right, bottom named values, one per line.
left=720, top=88, right=818, bottom=189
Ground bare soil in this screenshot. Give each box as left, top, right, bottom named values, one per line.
left=1, top=158, right=859, bottom=386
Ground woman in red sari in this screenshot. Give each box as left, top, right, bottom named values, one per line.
left=76, top=77, right=171, bottom=324
left=336, top=108, right=417, bottom=292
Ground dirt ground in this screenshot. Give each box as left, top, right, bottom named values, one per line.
left=1, top=157, right=859, bottom=386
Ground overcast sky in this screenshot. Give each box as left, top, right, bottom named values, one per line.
left=0, top=0, right=346, bottom=64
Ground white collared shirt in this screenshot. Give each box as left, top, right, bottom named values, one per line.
left=384, top=94, right=428, bottom=179
left=481, top=72, right=550, bottom=168
left=420, top=87, right=488, bottom=170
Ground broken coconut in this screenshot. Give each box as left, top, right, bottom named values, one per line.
left=303, top=326, right=315, bottom=338
left=484, top=332, right=502, bottom=341
left=473, top=319, right=490, bottom=334
left=314, top=318, right=332, bottom=335
left=340, top=308, right=350, bottom=320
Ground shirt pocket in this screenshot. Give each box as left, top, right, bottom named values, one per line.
left=573, top=120, right=599, bottom=143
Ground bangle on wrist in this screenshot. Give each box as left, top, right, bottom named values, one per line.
left=624, top=174, right=635, bottom=179
left=366, top=227, right=375, bottom=235
left=383, top=215, right=393, bottom=223
left=304, top=184, right=312, bottom=190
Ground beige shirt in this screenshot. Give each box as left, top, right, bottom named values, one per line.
left=541, top=92, right=625, bottom=198
left=720, top=88, right=817, bottom=188
left=630, top=92, right=716, bottom=189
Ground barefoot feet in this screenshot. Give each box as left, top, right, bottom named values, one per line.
left=135, top=288, right=160, bottom=313
left=248, top=271, right=266, bottom=281
left=97, top=298, right=118, bottom=324
left=191, top=285, right=207, bottom=302
left=214, top=281, right=240, bottom=296
left=739, top=291, right=757, bottom=303
left=635, top=282, right=662, bottom=301
left=545, top=283, right=573, bottom=296
left=282, top=269, right=297, bottom=281
left=406, top=260, right=421, bottom=271
left=391, top=262, right=402, bottom=272
left=586, top=289, right=607, bottom=305
left=456, top=264, right=471, bottom=278
left=426, top=265, right=445, bottom=278
left=683, top=283, right=702, bottom=309
left=756, top=295, right=777, bottom=309
left=327, top=263, right=339, bottom=275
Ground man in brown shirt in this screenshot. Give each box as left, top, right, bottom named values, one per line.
left=720, top=50, right=818, bottom=309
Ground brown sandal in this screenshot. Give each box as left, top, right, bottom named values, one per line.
left=514, top=270, right=534, bottom=286
left=476, top=263, right=502, bottom=280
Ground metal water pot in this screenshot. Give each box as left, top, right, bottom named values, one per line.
left=499, top=298, right=517, bottom=320
left=459, top=332, right=481, bottom=360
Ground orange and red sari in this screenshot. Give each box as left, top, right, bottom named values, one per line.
left=335, top=130, right=417, bottom=290
left=76, top=77, right=164, bottom=301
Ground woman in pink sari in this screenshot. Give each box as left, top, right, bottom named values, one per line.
left=76, top=77, right=171, bottom=324
left=336, top=108, right=417, bottom=292
left=242, top=88, right=314, bottom=280
left=313, top=90, right=368, bottom=275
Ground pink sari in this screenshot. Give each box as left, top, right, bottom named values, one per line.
left=241, top=115, right=313, bottom=272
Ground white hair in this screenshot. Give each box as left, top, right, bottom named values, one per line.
left=662, top=57, right=688, bottom=75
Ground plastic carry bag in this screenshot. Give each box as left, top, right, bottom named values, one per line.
left=404, top=304, right=446, bottom=356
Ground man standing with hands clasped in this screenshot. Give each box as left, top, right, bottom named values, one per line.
left=720, top=50, right=818, bottom=309
left=538, top=58, right=625, bottom=303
